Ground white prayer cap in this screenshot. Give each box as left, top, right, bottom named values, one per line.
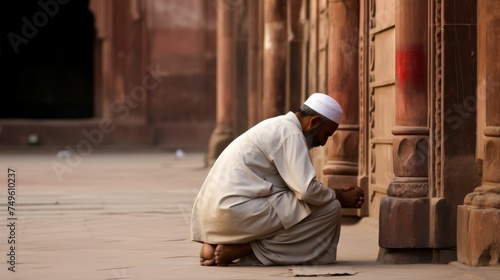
left=303, top=93, right=343, bottom=124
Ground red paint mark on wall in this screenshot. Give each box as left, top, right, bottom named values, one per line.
left=396, top=47, right=426, bottom=89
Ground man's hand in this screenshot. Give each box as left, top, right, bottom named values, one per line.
left=334, top=185, right=365, bottom=208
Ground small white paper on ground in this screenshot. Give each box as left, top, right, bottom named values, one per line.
left=283, top=266, right=358, bottom=277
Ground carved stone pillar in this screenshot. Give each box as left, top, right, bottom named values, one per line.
left=207, top=0, right=237, bottom=165
left=378, top=0, right=430, bottom=263
left=262, top=0, right=287, bottom=119
left=324, top=0, right=366, bottom=216
left=458, top=0, right=500, bottom=266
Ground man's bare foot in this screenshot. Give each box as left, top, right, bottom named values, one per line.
left=214, top=243, right=252, bottom=266
left=199, top=243, right=217, bottom=266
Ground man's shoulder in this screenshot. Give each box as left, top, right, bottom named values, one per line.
left=243, top=114, right=303, bottom=149
left=255, top=113, right=300, bottom=131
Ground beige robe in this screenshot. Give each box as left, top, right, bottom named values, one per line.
left=191, top=112, right=341, bottom=265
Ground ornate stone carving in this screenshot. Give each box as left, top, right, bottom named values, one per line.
left=484, top=134, right=500, bottom=183
left=358, top=0, right=368, bottom=177
left=392, top=126, right=429, bottom=178
left=387, top=178, right=429, bottom=198
left=465, top=191, right=500, bottom=208
left=368, top=0, right=376, bottom=181
left=385, top=0, right=430, bottom=197
left=465, top=131, right=500, bottom=208
left=389, top=131, right=429, bottom=198
left=370, top=0, right=376, bottom=29
left=432, top=0, right=443, bottom=197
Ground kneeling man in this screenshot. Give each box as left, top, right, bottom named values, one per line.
left=191, top=93, right=365, bottom=266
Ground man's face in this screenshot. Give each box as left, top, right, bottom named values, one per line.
left=304, top=118, right=339, bottom=149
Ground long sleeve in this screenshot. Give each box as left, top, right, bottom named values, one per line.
left=271, top=134, right=336, bottom=206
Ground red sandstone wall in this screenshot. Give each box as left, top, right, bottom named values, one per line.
left=0, top=0, right=217, bottom=148
left=147, top=0, right=217, bottom=147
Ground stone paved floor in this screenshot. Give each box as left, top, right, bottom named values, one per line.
left=0, top=149, right=498, bottom=280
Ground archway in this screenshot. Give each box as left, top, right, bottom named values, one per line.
left=0, top=0, right=94, bottom=119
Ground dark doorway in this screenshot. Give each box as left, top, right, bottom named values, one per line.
left=0, top=0, right=94, bottom=119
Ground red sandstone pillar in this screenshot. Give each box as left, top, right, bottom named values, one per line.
left=286, top=0, right=307, bottom=111
left=207, top=0, right=237, bottom=165
left=458, top=0, right=500, bottom=266
left=324, top=0, right=366, bottom=216
left=233, top=1, right=249, bottom=136
left=247, top=0, right=263, bottom=127
left=378, top=0, right=430, bottom=263
left=262, top=0, right=287, bottom=119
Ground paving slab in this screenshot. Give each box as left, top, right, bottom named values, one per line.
left=0, top=149, right=498, bottom=280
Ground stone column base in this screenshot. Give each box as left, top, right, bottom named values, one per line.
left=377, top=248, right=432, bottom=264
left=377, top=248, right=456, bottom=264
left=379, top=196, right=429, bottom=248
left=457, top=205, right=500, bottom=266
left=207, top=124, right=233, bottom=166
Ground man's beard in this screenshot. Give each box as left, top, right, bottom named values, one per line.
left=304, top=126, right=320, bottom=149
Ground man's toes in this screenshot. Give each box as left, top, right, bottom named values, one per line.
left=202, top=258, right=215, bottom=266
left=215, top=259, right=228, bottom=266
left=199, top=243, right=217, bottom=266
left=214, top=254, right=227, bottom=266
left=200, top=256, right=216, bottom=266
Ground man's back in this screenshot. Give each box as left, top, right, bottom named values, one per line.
left=191, top=112, right=327, bottom=244
left=192, top=93, right=364, bottom=266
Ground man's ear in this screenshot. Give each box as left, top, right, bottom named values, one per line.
left=308, top=116, right=323, bottom=129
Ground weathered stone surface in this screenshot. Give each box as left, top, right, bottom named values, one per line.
left=379, top=196, right=429, bottom=248
left=429, top=198, right=455, bottom=249
left=432, top=249, right=457, bottom=264
left=377, top=248, right=432, bottom=264
left=456, top=0, right=499, bottom=268
left=484, top=136, right=500, bottom=183
left=457, top=205, right=500, bottom=266
left=387, top=177, right=428, bottom=198
left=392, top=134, right=428, bottom=178
left=379, top=0, right=430, bottom=259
